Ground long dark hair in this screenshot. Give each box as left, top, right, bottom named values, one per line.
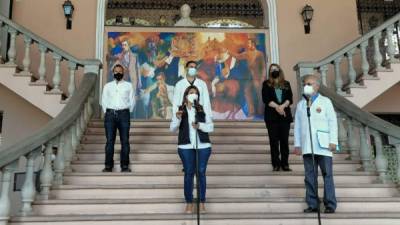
left=181, top=85, right=203, bottom=112
left=267, top=63, right=287, bottom=89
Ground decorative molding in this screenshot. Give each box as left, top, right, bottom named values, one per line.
left=266, top=0, right=279, bottom=64
left=96, top=0, right=107, bottom=106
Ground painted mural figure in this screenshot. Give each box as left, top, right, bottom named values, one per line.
left=110, top=40, right=141, bottom=94
left=212, top=46, right=253, bottom=119
left=107, top=32, right=268, bottom=121
left=236, top=38, right=267, bottom=116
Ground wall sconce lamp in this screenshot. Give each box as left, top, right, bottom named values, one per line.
left=301, top=4, right=314, bottom=34
left=63, top=0, right=74, bottom=30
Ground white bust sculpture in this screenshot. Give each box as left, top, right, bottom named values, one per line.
left=174, top=4, right=197, bottom=27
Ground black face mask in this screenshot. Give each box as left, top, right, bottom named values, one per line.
left=114, top=73, right=123, bottom=81
left=271, top=70, right=280, bottom=79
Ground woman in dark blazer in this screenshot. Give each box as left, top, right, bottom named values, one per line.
left=262, top=64, right=293, bottom=171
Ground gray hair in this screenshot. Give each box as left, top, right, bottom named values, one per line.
left=302, top=74, right=321, bottom=86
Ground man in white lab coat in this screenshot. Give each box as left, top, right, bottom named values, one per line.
left=293, top=74, right=338, bottom=214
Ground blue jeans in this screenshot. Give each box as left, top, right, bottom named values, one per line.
left=303, top=154, right=337, bottom=209
left=178, top=148, right=212, bottom=203
left=104, top=109, right=131, bottom=169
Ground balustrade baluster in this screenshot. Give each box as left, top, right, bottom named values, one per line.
left=371, top=130, right=388, bottom=183
left=20, top=149, right=41, bottom=216
left=0, top=161, right=18, bottom=225
left=373, top=32, right=385, bottom=72
left=40, top=140, right=55, bottom=199
left=51, top=54, right=62, bottom=94
left=36, top=44, right=47, bottom=84
left=6, top=27, right=17, bottom=66
left=334, top=56, right=345, bottom=95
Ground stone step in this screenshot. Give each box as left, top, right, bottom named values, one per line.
left=69, top=161, right=361, bottom=173
left=85, top=127, right=294, bottom=136
left=63, top=172, right=378, bottom=185
left=50, top=183, right=397, bottom=199
left=75, top=152, right=352, bottom=161
left=80, top=139, right=288, bottom=145
left=10, top=213, right=400, bottom=225
left=79, top=144, right=296, bottom=151
left=31, top=197, right=400, bottom=216
left=88, top=120, right=277, bottom=129
left=80, top=135, right=292, bottom=144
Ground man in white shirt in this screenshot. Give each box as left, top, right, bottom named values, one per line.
left=101, top=64, right=135, bottom=172
left=172, top=61, right=212, bottom=118
left=294, top=74, right=338, bottom=214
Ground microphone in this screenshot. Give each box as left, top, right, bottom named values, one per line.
left=303, top=94, right=312, bottom=117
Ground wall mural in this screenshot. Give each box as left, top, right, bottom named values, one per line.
left=106, top=31, right=268, bottom=120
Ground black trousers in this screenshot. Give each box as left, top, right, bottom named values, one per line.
left=104, top=109, right=131, bottom=169
left=265, top=121, right=291, bottom=168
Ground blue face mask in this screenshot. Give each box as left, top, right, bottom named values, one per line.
left=188, top=68, right=197, bottom=77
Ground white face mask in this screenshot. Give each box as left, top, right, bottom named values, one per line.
left=187, top=68, right=197, bottom=77
left=303, top=85, right=314, bottom=96
left=187, top=93, right=198, bottom=103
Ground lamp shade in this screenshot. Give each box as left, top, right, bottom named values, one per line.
left=63, top=0, right=74, bottom=17
left=301, top=4, right=314, bottom=23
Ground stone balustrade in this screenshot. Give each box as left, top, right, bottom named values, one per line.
left=295, top=13, right=400, bottom=96
left=0, top=14, right=100, bottom=102
left=294, top=12, right=400, bottom=187
left=0, top=14, right=101, bottom=225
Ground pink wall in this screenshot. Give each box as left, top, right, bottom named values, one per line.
left=12, top=0, right=97, bottom=59
left=0, top=84, right=51, bottom=149
left=276, top=0, right=360, bottom=101
left=364, top=83, right=400, bottom=113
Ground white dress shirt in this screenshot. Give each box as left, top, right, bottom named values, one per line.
left=170, top=106, right=214, bottom=149
left=101, top=80, right=135, bottom=113
left=294, top=94, right=338, bottom=157
left=172, top=78, right=212, bottom=118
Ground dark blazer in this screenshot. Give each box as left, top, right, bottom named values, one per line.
left=262, top=80, right=293, bottom=123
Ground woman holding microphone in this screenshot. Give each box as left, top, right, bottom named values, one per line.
left=170, top=85, right=214, bottom=214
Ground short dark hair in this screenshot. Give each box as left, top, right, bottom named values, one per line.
left=113, top=64, right=124, bottom=72
left=186, top=61, right=197, bottom=68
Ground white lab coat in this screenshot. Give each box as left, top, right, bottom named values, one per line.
left=294, top=94, right=338, bottom=157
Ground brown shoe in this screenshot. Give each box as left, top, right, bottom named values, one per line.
left=185, top=203, right=193, bottom=214
left=200, top=203, right=206, bottom=214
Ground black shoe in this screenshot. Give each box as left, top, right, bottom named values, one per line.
left=273, top=167, right=280, bottom=171
left=102, top=167, right=113, bottom=172
left=121, top=167, right=132, bottom=173
left=304, top=207, right=318, bottom=213
left=324, top=207, right=335, bottom=214
left=281, top=166, right=292, bottom=172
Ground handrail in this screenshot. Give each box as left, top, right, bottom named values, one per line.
left=319, top=85, right=400, bottom=140
left=293, top=11, right=400, bottom=185
left=295, top=11, right=400, bottom=69
left=0, top=73, right=97, bottom=167
left=0, top=14, right=101, bottom=67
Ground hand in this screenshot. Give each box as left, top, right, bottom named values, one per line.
left=176, top=111, right=183, bottom=120
left=275, top=105, right=286, bottom=117
left=293, top=147, right=302, bottom=156
left=329, top=144, right=337, bottom=152
left=192, top=122, right=199, bottom=129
